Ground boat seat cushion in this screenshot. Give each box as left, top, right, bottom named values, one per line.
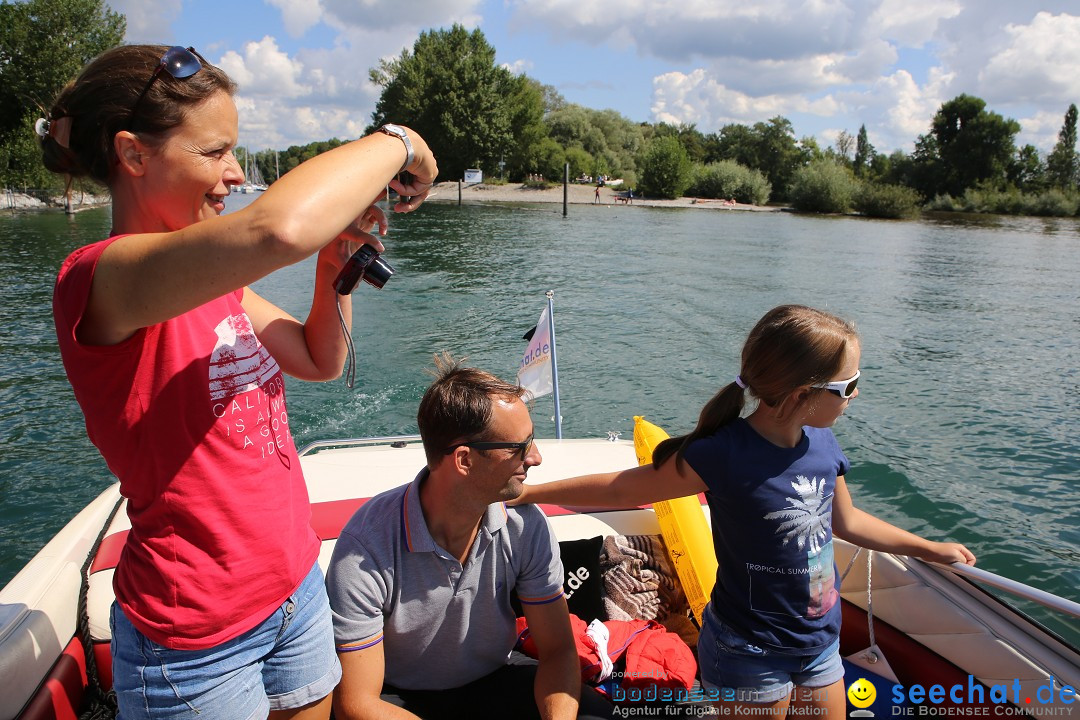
left=512, top=536, right=606, bottom=622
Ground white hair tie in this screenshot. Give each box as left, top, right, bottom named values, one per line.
left=34, top=116, right=72, bottom=148
left=734, top=375, right=747, bottom=389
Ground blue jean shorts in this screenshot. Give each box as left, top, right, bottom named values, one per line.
left=110, top=562, right=341, bottom=720
left=697, top=608, right=844, bottom=704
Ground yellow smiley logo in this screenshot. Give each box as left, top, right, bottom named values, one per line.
left=847, top=678, right=877, bottom=708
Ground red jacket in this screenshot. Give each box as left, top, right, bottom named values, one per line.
left=515, top=614, right=696, bottom=693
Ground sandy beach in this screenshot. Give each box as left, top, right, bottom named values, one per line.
left=424, top=181, right=781, bottom=212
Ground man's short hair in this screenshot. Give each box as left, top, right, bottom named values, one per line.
left=417, top=353, right=527, bottom=466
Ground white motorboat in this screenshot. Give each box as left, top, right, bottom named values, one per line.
left=1, top=433, right=1077, bottom=719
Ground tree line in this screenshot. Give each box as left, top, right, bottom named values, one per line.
left=3, top=7, right=1079, bottom=218
left=367, top=25, right=1080, bottom=217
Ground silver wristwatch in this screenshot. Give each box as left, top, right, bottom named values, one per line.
left=378, top=124, right=414, bottom=173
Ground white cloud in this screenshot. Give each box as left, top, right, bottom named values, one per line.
left=872, top=67, right=953, bottom=150
left=217, top=37, right=307, bottom=99
left=978, top=12, right=1080, bottom=105
left=503, top=59, right=534, bottom=75
left=511, top=0, right=886, bottom=63
left=827, top=39, right=898, bottom=84
left=112, top=0, right=1080, bottom=155
left=264, top=0, right=324, bottom=38
left=320, top=0, right=484, bottom=31
left=868, top=0, right=962, bottom=45
left=212, top=32, right=391, bottom=149
left=110, top=0, right=183, bottom=42
left=1016, top=108, right=1072, bottom=152
left=650, top=69, right=841, bottom=129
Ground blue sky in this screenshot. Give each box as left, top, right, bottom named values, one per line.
left=111, top=0, right=1080, bottom=157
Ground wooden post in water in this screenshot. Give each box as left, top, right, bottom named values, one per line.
left=563, top=163, right=569, bottom=217
left=458, top=180, right=462, bottom=206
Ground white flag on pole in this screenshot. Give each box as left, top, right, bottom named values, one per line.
left=517, top=306, right=552, bottom=399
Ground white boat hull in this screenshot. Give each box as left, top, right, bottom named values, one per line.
left=2, top=436, right=1077, bottom=719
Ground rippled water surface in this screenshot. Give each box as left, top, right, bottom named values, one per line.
left=2, top=197, right=1077, bottom=641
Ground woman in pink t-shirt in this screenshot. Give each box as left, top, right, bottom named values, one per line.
left=40, top=44, right=437, bottom=720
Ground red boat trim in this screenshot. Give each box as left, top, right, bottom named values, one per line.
left=87, top=499, right=669, bottom=574
left=17, top=637, right=87, bottom=720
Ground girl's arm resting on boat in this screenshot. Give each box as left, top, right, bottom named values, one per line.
left=515, top=460, right=707, bottom=508
left=333, top=644, right=421, bottom=720
left=832, top=476, right=976, bottom=565
left=521, top=597, right=581, bottom=720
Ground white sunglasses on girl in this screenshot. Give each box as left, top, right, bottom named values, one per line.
left=812, top=370, right=860, bottom=398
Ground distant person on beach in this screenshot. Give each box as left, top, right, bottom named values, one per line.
left=594, top=185, right=601, bottom=203
left=40, top=44, right=436, bottom=719
left=327, top=356, right=616, bottom=720
left=514, top=305, right=975, bottom=720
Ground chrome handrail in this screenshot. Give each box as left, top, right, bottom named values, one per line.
left=297, top=435, right=422, bottom=457
left=932, top=561, right=1080, bottom=619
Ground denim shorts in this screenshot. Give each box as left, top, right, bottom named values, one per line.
left=110, top=562, right=341, bottom=720
left=697, top=608, right=844, bottom=704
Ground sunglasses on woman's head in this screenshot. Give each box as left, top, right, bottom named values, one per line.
left=812, top=370, right=860, bottom=399
left=127, top=46, right=205, bottom=130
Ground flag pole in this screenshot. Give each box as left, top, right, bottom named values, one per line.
left=546, top=290, right=563, bottom=439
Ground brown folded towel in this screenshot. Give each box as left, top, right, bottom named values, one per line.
left=599, top=534, right=688, bottom=624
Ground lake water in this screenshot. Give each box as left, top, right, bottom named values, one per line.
left=1, top=195, right=1077, bottom=642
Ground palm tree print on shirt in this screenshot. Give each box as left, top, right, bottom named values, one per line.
left=763, top=475, right=832, bottom=553
left=763, top=475, right=837, bottom=618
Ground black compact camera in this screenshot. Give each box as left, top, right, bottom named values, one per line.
left=333, top=244, right=395, bottom=294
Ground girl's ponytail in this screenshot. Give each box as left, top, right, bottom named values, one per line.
left=653, top=304, right=857, bottom=471
left=652, top=381, right=745, bottom=469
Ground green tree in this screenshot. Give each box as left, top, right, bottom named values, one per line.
left=0, top=0, right=125, bottom=188
left=545, top=104, right=643, bottom=180
left=787, top=159, right=858, bottom=213
left=853, top=183, right=921, bottom=219
left=716, top=123, right=759, bottom=169
left=637, top=135, right=692, bottom=199
left=548, top=105, right=604, bottom=157
left=687, top=160, right=771, bottom=205
left=905, top=133, right=942, bottom=198
left=715, top=117, right=804, bottom=201
left=833, top=130, right=855, bottom=164
left=1045, top=103, right=1078, bottom=189
left=1009, top=144, right=1045, bottom=192
left=502, top=75, right=547, bottom=180
left=522, top=136, right=565, bottom=180
left=369, top=25, right=538, bottom=182
left=675, top=123, right=707, bottom=163
left=926, top=94, right=1020, bottom=197
left=563, top=146, right=593, bottom=179
left=853, top=125, right=875, bottom=178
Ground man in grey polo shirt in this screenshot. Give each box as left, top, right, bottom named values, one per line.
left=327, top=358, right=616, bottom=720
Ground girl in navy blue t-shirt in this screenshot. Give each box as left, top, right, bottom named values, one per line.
left=516, top=304, right=975, bottom=718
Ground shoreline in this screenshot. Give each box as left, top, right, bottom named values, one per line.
left=424, top=181, right=782, bottom=212
left=3, top=189, right=110, bottom=212
left=3, top=183, right=782, bottom=213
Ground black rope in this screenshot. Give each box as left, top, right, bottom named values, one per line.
left=77, top=493, right=124, bottom=720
